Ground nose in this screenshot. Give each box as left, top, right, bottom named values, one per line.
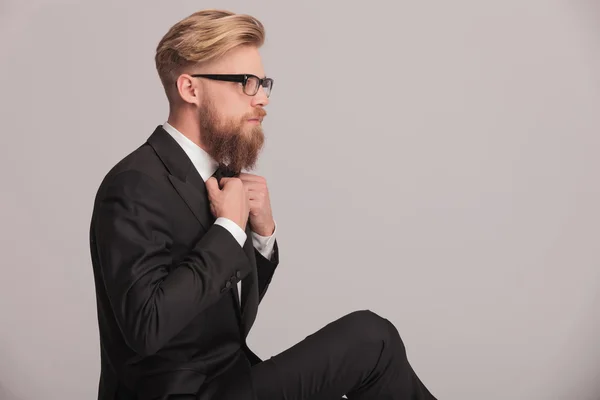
left=252, top=86, right=269, bottom=107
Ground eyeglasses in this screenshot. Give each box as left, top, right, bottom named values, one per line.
left=190, top=73, right=274, bottom=97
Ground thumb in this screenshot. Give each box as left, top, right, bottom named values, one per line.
left=205, top=177, right=220, bottom=194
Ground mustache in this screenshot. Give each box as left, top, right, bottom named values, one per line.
left=245, top=108, right=267, bottom=119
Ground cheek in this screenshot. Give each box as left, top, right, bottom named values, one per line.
left=211, top=93, right=251, bottom=122
left=229, top=106, right=251, bottom=123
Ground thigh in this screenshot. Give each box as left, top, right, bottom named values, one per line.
left=251, top=310, right=386, bottom=400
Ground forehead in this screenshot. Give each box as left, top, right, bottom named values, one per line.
left=211, top=45, right=265, bottom=77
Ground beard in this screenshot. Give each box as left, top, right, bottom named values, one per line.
left=198, top=99, right=266, bottom=175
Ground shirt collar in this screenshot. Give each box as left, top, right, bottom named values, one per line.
left=162, top=122, right=218, bottom=182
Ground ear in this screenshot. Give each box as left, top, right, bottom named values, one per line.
left=176, top=74, right=201, bottom=106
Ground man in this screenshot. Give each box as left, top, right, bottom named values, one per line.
left=89, top=9, right=438, bottom=400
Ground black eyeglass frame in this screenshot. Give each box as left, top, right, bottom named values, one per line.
left=190, top=73, right=274, bottom=97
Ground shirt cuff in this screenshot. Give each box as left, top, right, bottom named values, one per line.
left=214, top=217, right=247, bottom=248
left=251, top=220, right=277, bottom=260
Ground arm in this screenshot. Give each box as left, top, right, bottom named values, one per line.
left=255, top=240, right=279, bottom=302
left=251, top=224, right=279, bottom=302
left=238, top=172, right=280, bottom=302
left=93, top=170, right=251, bottom=356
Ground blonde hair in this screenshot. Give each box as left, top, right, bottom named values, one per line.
left=155, top=9, right=265, bottom=100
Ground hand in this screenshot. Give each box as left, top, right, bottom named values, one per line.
left=239, top=173, right=275, bottom=236
left=205, top=176, right=250, bottom=231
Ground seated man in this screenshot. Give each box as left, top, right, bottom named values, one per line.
left=89, top=8, right=438, bottom=400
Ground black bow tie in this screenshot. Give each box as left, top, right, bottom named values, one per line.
left=212, top=165, right=238, bottom=187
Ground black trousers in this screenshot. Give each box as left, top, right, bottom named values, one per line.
left=168, top=310, right=437, bottom=400
left=250, top=310, right=437, bottom=400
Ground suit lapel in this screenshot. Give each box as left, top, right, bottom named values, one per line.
left=147, top=126, right=210, bottom=225
left=167, top=173, right=213, bottom=232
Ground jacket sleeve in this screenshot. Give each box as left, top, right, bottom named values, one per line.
left=92, top=170, right=252, bottom=356
left=254, top=240, right=279, bottom=303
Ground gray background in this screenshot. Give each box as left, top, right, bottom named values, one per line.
left=1, top=0, right=599, bottom=399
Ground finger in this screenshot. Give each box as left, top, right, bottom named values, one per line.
left=240, top=180, right=266, bottom=192
left=246, top=191, right=266, bottom=201
left=248, top=199, right=268, bottom=212
left=247, top=200, right=262, bottom=215
left=205, top=177, right=219, bottom=193
left=248, top=197, right=260, bottom=206
left=220, top=177, right=240, bottom=185
left=217, top=177, right=232, bottom=190
left=238, top=173, right=266, bottom=183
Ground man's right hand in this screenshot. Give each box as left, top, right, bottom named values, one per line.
left=206, top=176, right=250, bottom=231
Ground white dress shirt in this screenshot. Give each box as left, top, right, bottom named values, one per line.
left=162, top=122, right=276, bottom=304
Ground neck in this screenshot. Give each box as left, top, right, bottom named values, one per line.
left=167, top=108, right=207, bottom=151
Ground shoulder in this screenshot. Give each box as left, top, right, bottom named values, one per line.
left=92, top=142, right=169, bottom=205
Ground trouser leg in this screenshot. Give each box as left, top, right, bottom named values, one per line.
left=251, top=310, right=437, bottom=400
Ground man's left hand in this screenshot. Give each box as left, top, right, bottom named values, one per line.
left=239, top=173, right=275, bottom=236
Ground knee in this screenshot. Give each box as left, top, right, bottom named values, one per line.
left=343, top=310, right=404, bottom=349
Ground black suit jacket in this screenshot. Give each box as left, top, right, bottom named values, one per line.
left=89, top=126, right=279, bottom=400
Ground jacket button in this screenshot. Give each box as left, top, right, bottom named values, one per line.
left=236, top=271, right=242, bottom=278
left=225, top=281, right=232, bottom=288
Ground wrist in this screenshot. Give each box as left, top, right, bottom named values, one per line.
left=253, top=221, right=275, bottom=236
